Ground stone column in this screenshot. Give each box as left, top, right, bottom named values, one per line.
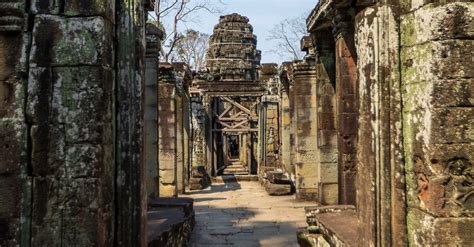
left=356, top=4, right=404, bottom=246
left=144, top=24, right=161, bottom=198
left=116, top=0, right=148, bottom=244
left=189, top=93, right=211, bottom=190
left=261, top=95, right=280, bottom=169
left=0, top=1, right=28, bottom=245
left=176, top=89, right=185, bottom=193
left=400, top=3, right=474, bottom=246
left=280, top=83, right=292, bottom=175
left=333, top=9, right=358, bottom=205
left=158, top=63, right=177, bottom=197
left=183, top=88, right=191, bottom=188
left=313, top=32, right=339, bottom=205
left=293, top=55, right=319, bottom=200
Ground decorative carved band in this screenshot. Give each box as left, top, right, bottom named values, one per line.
left=0, top=1, right=25, bottom=32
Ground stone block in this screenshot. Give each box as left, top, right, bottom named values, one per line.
left=319, top=183, right=338, bottom=205
left=264, top=180, right=292, bottom=196
left=30, top=15, right=113, bottom=67
left=401, top=3, right=474, bottom=47
left=159, top=184, right=177, bottom=197
left=0, top=120, right=25, bottom=175
left=0, top=34, right=24, bottom=118
left=401, top=40, right=474, bottom=84
left=338, top=113, right=357, bottom=135
left=52, top=66, right=114, bottom=143
left=408, top=208, right=474, bottom=246
left=431, top=107, right=474, bottom=144
left=31, top=0, right=60, bottom=14
left=64, top=0, right=115, bottom=22
left=159, top=169, right=176, bottom=184
left=318, top=163, right=337, bottom=184
left=0, top=176, right=21, bottom=218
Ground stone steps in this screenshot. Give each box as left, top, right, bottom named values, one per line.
left=212, top=174, right=258, bottom=183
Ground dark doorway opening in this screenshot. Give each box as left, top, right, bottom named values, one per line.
left=227, top=135, right=240, bottom=159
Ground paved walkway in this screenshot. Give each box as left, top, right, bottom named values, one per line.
left=187, top=177, right=317, bottom=246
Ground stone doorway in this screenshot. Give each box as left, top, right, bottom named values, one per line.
left=211, top=96, right=260, bottom=176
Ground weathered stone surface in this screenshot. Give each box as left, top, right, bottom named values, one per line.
left=29, top=15, right=113, bottom=67
left=205, top=13, right=261, bottom=81
left=264, top=180, right=292, bottom=196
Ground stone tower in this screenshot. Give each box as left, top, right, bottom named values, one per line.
left=205, top=13, right=261, bottom=81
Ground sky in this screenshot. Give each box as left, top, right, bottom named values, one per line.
left=171, top=0, right=317, bottom=64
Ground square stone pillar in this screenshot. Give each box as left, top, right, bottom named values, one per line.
left=293, top=58, right=320, bottom=200
left=260, top=95, right=281, bottom=170
left=176, top=91, right=185, bottom=193
left=280, top=86, right=292, bottom=174
left=189, top=93, right=211, bottom=190
left=145, top=24, right=161, bottom=198
left=333, top=9, right=358, bottom=205
left=158, top=63, right=178, bottom=197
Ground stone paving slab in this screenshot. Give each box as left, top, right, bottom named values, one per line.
left=187, top=180, right=318, bottom=246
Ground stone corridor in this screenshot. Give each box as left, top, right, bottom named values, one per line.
left=188, top=177, right=315, bottom=246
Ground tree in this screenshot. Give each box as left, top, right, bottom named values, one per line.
left=171, top=29, right=210, bottom=71
left=151, top=0, right=224, bottom=62
left=267, top=15, right=308, bottom=61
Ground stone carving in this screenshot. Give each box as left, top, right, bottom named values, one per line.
left=444, top=158, right=474, bottom=215
left=0, top=0, right=25, bottom=32
left=415, top=156, right=473, bottom=216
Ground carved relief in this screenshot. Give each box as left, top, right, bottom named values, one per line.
left=415, top=156, right=473, bottom=216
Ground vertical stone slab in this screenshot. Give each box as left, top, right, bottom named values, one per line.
left=261, top=95, right=280, bottom=169
left=293, top=59, right=319, bottom=200
left=183, top=93, right=191, bottom=187
left=280, top=88, right=292, bottom=174
left=158, top=63, right=177, bottom=197
left=400, top=3, right=474, bottom=246
left=0, top=1, right=27, bottom=245
left=356, top=4, right=405, bottom=246
left=176, top=90, right=184, bottom=193
left=144, top=24, right=161, bottom=198
left=116, top=0, right=147, bottom=244
left=189, top=93, right=211, bottom=190
left=333, top=8, right=358, bottom=206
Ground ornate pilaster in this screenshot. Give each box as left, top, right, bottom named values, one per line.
left=332, top=8, right=358, bottom=205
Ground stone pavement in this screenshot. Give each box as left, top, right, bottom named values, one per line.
left=187, top=176, right=318, bottom=246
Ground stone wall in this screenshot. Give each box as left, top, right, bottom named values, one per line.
left=400, top=2, right=474, bottom=246
left=300, top=0, right=474, bottom=246
left=0, top=0, right=148, bottom=245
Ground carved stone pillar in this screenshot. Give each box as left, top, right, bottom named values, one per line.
left=333, top=8, right=358, bottom=205
left=261, top=95, right=281, bottom=168
left=0, top=1, right=27, bottom=245
left=158, top=63, right=178, bottom=197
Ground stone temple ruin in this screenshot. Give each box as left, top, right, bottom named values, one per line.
left=0, top=0, right=473, bottom=246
